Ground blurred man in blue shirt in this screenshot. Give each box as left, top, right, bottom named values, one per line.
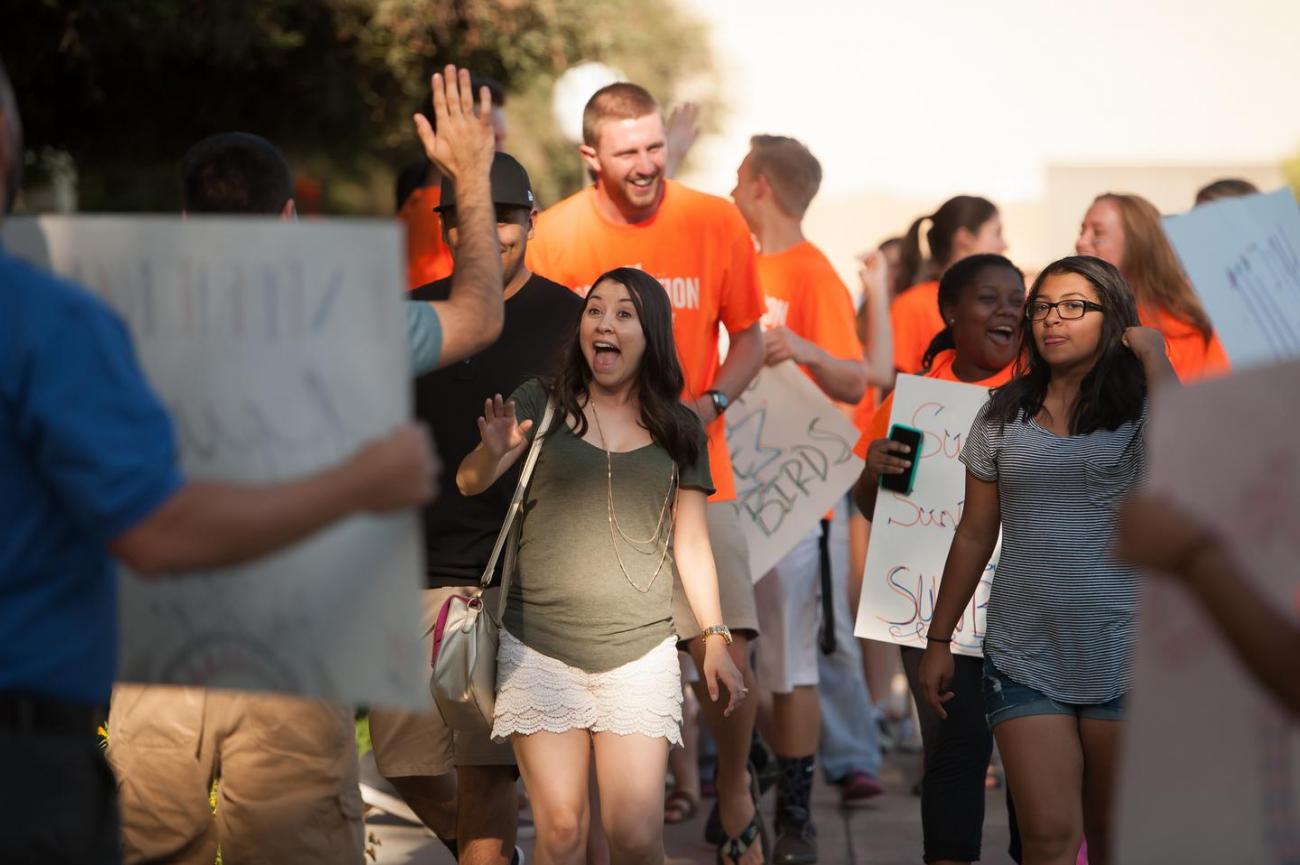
left=0, top=59, right=495, bottom=864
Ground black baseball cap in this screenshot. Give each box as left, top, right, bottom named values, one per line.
left=436, top=152, right=535, bottom=212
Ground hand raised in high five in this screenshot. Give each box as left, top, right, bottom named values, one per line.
left=477, top=394, right=534, bottom=461
left=858, top=248, right=891, bottom=299
left=664, top=101, right=700, bottom=178
left=412, top=65, right=495, bottom=182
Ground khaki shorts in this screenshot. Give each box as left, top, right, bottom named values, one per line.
left=368, top=586, right=516, bottom=778
left=107, top=684, right=362, bottom=865
left=672, top=501, right=761, bottom=641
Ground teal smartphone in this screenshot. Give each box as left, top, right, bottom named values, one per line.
left=879, top=423, right=922, bottom=495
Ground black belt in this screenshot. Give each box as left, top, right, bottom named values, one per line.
left=0, top=693, right=106, bottom=737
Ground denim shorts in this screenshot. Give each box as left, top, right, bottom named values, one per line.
left=982, top=657, right=1127, bottom=728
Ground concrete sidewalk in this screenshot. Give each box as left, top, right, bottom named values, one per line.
left=367, top=750, right=1016, bottom=865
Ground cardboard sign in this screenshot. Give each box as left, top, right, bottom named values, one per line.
left=3, top=216, right=428, bottom=709
left=725, top=362, right=864, bottom=581
left=1164, top=188, right=1300, bottom=369
left=853, top=375, right=998, bottom=657
left=1115, top=359, right=1300, bottom=863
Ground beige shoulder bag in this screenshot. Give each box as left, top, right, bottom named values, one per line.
left=429, top=399, right=555, bottom=733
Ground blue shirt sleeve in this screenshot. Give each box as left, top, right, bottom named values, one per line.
left=406, top=301, right=444, bottom=375
left=18, top=291, right=184, bottom=543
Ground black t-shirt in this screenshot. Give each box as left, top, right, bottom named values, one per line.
left=410, top=272, right=582, bottom=588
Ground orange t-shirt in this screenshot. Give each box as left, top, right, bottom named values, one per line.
left=852, top=388, right=881, bottom=439
left=760, top=240, right=865, bottom=519
left=890, top=280, right=944, bottom=375
left=527, top=180, right=766, bottom=501
left=1139, top=305, right=1231, bottom=383
left=399, top=186, right=455, bottom=290
left=853, top=349, right=1014, bottom=459
left=759, top=241, right=865, bottom=395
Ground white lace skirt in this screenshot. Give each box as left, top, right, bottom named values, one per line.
left=492, top=630, right=683, bottom=746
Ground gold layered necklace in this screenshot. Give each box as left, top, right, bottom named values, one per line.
left=589, top=399, right=678, bottom=594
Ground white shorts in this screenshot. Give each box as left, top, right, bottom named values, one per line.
left=492, top=631, right=683, bottom=747
left=754, top=502, right=850, bottom=694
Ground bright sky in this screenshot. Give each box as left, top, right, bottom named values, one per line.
left=677, top=0, right=1300, bottom=202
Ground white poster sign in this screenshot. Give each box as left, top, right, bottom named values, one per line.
left=854, top=375, right=997, bottom=657
left=3, top=216, right=427, bottom=709
left=1115, top=359, right=1300, bottom=864
left=1164, top=188, right=1300, bottom=369
left=725, top=362, right=864, bottom=582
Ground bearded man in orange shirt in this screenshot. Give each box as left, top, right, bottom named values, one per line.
left=528, top=83, right=768, bottom=865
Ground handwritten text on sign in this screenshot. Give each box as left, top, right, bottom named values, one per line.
left=725, top=363, right=864, bottom=582
left=2, top=216, right=428, bottom=710
left=1163, top=187, right=1300, bottom=370
left=854, top=375, right=998, bottom=657
left=1115, top=359, right=1300, bottom=864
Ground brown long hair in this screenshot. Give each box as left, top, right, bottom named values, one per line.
left=1095, top=192, right=1213, bottom=340
left=896, top=195, right=999, bottom=292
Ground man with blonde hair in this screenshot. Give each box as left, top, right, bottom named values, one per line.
left=731, top=134, right=893, bottom=863
left=528, top=82, right=769, bottom=865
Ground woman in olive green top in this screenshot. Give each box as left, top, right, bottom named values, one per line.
left=458, top=267, right=745, bottom=865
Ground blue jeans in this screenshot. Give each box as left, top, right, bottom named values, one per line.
left=816, top=502, right=882, bottom=780
left=982, top=657, right=1128, bottom=728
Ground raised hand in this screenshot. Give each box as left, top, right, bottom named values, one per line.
left=478, top=394, right=534, bottom=461
left=857, top=247, right=891, bottom=301
left=664, top=102, right=701, bottom=178
left=412, top=65, right=495, bottom=182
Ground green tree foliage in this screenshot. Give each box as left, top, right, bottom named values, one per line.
left=2, top=0, right=716, bottom=213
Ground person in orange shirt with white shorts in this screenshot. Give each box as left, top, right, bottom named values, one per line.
left=730, top=135, right=895, bottom=864
left=527, top=82, right=768, bottom=865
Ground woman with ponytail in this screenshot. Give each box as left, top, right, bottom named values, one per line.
left=851, top=254, right=1026, bottom=865
left=1076, top=192, right=1230, bottom=381
left=892, top=196, right=1008, bottom=374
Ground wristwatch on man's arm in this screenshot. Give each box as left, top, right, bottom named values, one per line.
left=705, top=389, right=729, bottom=416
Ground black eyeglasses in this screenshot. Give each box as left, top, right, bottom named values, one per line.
left=1025, top=299, right=1105, bottom=321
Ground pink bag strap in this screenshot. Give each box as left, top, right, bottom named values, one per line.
left=479, top=399, right=556, bottom=609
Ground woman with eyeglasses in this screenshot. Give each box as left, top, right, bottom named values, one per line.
left=917, top=256, right=1177, bottom=865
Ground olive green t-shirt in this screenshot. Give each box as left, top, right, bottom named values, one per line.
left=503, top=379, right=714, bottom=672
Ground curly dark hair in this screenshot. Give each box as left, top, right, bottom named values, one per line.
left=548, top=267, right=704, bottom=468
left=987, top=255, right=1146, bottom=435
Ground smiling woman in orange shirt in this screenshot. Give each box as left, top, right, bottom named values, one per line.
left=1076, top=192, right=1230, bottom=382
left=853, top=253, right=1026, bottom=865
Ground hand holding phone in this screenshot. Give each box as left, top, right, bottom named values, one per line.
left=877, top=424, right=923, bottom=495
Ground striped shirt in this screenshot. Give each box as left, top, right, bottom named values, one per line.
left=960, top=400, right=1148, bottom=703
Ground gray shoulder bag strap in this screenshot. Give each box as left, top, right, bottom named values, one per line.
left=478, top=399, right=556, bottom=620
